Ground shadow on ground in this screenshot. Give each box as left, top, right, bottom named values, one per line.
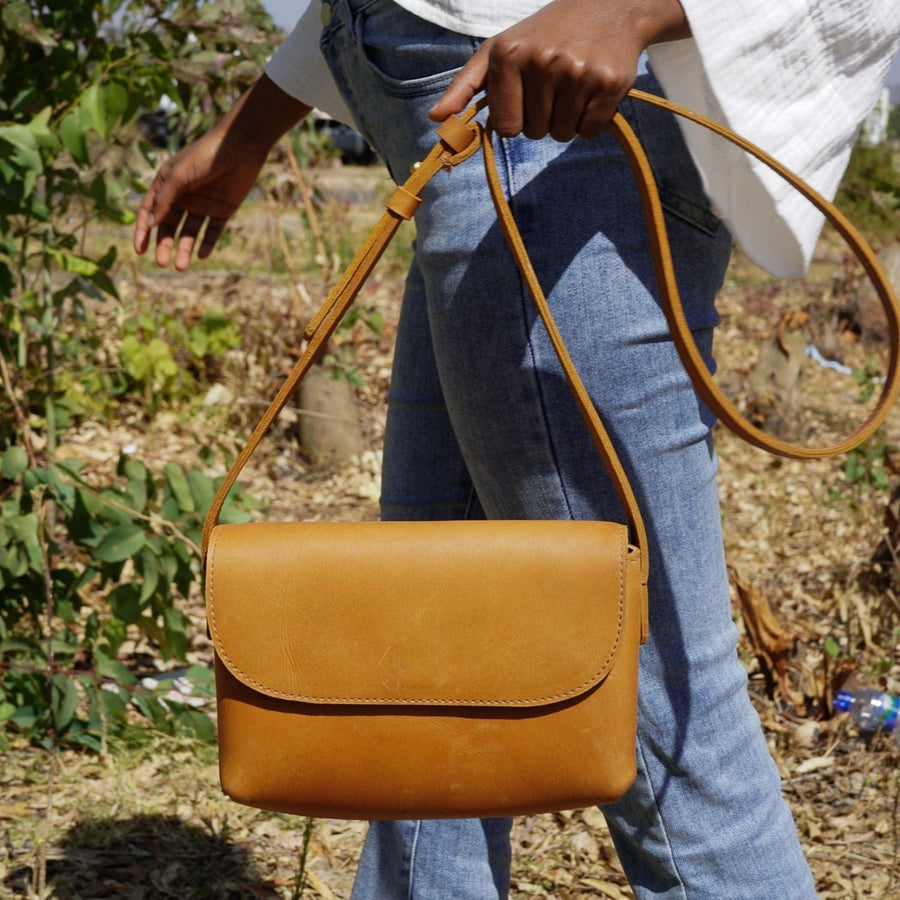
left=4, top=813, right=284, bottom=899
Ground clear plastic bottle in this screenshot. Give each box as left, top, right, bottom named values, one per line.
left=833, top=689, right=899, bottom=735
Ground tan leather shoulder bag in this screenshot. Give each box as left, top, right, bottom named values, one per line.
left=201, top=92, right=900, bottom=820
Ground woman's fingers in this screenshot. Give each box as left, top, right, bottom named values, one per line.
left=198, top=218, right=226, bottom=260
left=133, top=179, right=164, bottom=256
left=150, top=206, right=228, bottom=271
left=171, top=212, right=207, bottom=272
left=428, top=41, right=491, bottom=122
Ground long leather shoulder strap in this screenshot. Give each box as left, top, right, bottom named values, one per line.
left=200, top=103, right=488, bottom=559
left=201, top=92, right=900, bottom=567
left=619, top=89, right=900, bottom=459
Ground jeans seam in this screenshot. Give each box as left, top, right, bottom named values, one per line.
left=635, top=732, right=690, bottom=900
left=496, top=134, right=576, bottom=520
left=406, top=820, right=422, bottom=900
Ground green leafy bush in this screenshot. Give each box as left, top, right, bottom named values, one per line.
left=0, top=0, right=279, bottom=750
left=119, top=307, right=241, bottom=410
left=0, top=446, right=257, bottom=750
left=835, top=143, right=900, bottom=244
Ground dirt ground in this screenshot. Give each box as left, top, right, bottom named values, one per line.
left=2, top=159, right=899, bottom=899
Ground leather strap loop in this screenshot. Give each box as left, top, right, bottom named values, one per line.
left=386, top=184, right=421, bottom=220
left=619, top=89, right=900, bottom=460
left=437, top=115, right=481, bottom=154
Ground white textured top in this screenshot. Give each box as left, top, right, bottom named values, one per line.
left=266, top=0, right=900, bottom=276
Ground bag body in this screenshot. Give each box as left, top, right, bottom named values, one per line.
left=206, top=519, right=643, bottom=818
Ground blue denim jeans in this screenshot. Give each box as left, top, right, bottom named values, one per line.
left=319, top=1, right=817, bottom=896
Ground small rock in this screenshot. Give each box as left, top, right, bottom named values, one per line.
left=297, top=365, right=364, bottom=464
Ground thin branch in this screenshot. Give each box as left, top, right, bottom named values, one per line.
left=0, top=350, right=38, bottom=466
left=264, top=187, right=308, bottom=320
left=281, top=134, right=331, bottom=282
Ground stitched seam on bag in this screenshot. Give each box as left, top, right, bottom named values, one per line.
left=208, top=528, right=626, bottom=706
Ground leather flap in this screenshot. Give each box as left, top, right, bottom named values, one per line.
left=206, top=520, right=631, bottom=708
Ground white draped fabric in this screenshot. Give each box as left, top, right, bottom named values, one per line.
left=265, top=0, right=900, bottom=275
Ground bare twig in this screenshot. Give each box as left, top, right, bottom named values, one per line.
left=34, top=487, right=58, bottom=899
left=264, top=187, right=309, bottom=320
left=890, top=773, right=900, bottom=896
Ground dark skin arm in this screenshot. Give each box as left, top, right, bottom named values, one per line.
left=134, top=0, right=689, bottom=269
left=133, top=74, right=310, bottom=271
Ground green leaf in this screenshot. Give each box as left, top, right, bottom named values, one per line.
left=94, top=523, right=146, bottom=563
left=186, top=468, right=215, bottom=512
left=175, top=707, right=215, bottom=742
left=0, top=637, right=45, bottom=658
left=68, top=731, right=103, bottom=752
left=184, top=664, right=215, bottom=697
left=101, top=82, right=129, bottom=131
left=121, top=460, right=149, bottom=513
left=27, top=107, right=57, bottom=150
left=81, top=84, right=107, bottom=139
left=47, top=248, right=100, bottom=277
left=100, top=618, right=127, bottom=657
left=0, top=701, right=17, bottom=723
left=2, top=512, right=43, bottom=574
left=137, top=548, right=159, bottom=603
left=131, top=692, right=168, bottom=729
left=55, top=598, right=77, bottom=624
left=69, top=489, right=103, bottom=545
left=51, top=675, right=79, bottom=732
left=219, top=501, right=254, bottom=525
left=99, top=688, right=128, bottom=724
left=162, top=607, right=189, bottom=661
left=118, top=455, right=148, bottom=482
left=80, top=82, right=129, bottom=140
left=0, top=124, right=43, bottom=173
left=164, top=463, right=195, bottom=513
left=9, top=706, right=40, bottom=732
left=1, top=445, right=28, bottom=479
left=1, top=1, right=58, bottom=48
left=96, top=653, right=137, bottom=686
left=59, top=110, right=89, bottom=165
left=108, top=583, right=143, bottom=624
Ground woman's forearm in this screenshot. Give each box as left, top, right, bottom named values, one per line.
left=219, top=73, right=313, bottom=157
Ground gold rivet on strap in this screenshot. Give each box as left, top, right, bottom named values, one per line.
left=386, top=184, right=422, bottom=220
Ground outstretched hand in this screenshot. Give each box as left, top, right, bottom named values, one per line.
left=133, top=132, right=268, bottom=271
left=428, top=0, right=689, bottom=141
left=134, top=75, right=311, bottom=271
